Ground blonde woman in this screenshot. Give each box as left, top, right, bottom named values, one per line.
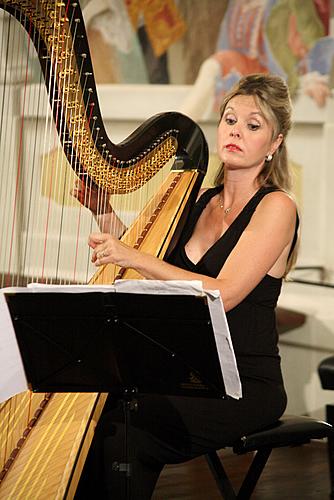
left=76, top=73, right=299, bottom=500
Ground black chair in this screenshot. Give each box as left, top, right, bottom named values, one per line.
left=319, top=356, right=334, bottom=499
left=205, top=414, right=332, bottom=499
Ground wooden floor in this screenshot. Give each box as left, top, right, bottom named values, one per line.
left=152, top=440, right=331, bottom=499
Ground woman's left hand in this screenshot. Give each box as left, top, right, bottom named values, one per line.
left=89, top=232, right=138, bottom=268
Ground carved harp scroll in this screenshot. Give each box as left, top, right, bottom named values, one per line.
left=0, top=1, right=208, bottom=498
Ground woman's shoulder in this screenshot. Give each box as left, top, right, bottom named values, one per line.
left=254, top=190, right=297, bottom=228
left=259, top=190, right=297, bottom=212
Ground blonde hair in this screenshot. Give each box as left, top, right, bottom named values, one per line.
left=215, top=73, right=297, bottom=275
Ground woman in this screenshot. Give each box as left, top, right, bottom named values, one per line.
left=75, top=73, right=298, bottom=499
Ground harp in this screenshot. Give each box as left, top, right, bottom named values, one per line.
left=0, top=1, right=208, bottom=498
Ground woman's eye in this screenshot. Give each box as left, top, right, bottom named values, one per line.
left=225, top=117, right=236, bottom=125
left=248, top=123, right=260, bottom=131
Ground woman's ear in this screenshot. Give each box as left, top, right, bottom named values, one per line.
left=271, top=133, right=284, bottom=155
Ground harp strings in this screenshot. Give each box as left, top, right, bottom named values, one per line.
left=0, top=2, right=201, bottom=491
left=32, top=2, right=56, bottom=284
left=50, top=1, right=84, bottom=283
left=0, top=0, right=175, bottom=289
left=22, top=17, right=46, bottom=287
left=0, top=9, right=13, bottom=287
left=0, top=2, right=88, bottom=286
left=0, top=6, right=35, bottom=288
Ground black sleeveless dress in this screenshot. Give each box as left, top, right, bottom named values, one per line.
left=167, top=185, right=295, bottom=392
left=76, top=186, right=296, bottom=500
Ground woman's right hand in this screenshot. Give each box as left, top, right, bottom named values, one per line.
left=72, top=178, right=127, bottom=237
left=71, top=178, right=112, bottom=215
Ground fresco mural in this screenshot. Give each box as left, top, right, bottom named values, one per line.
left=82, top=0, right=186, bottom=84
left=83, top=0, right=334, bottom=109
left=212, top=0, right=334, bottom=108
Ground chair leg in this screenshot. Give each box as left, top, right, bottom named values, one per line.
left=326, top=405, right=334, bottom=499
left=206, top=451, right=237, bottom=499
left=206, top=447, right=272, bottom=500
left=237, top=447, right=272, bottom=499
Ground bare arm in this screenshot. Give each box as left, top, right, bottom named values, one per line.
left=214, top=192, right=297, bottom=310
left=89, top=192, right=296, bottom=312
left=71, top=179, right=126, bottom=237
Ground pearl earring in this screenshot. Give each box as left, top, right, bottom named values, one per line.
left=266, top=153, right=273, bottom=162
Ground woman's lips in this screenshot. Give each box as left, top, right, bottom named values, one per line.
left=225, top=143, right=242, bottom=152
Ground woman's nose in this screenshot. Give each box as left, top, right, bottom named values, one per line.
left=230, top=128, right=240, bottom=138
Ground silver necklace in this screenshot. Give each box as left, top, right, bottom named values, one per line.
left=219, top=188, right=258, bottom=215
left=219, top=195, right=232, bottom=214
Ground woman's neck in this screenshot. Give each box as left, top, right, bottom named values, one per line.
left=222, top=176, right=260, bottom=208
left=222, top=162, right=263, bottom=198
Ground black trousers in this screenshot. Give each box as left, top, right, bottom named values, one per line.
left=75, top=381, right=286, bottom=499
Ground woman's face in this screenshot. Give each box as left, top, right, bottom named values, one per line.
left=217, top=94, right=282, bottom=173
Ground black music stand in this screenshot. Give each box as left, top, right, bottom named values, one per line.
left=5, top=290, right=227, bottom=499
left=4, top=290, right=226, bottom=398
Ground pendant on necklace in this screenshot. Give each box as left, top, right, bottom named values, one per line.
left=219, top=194, right=231, bottom=214
left=219, top=201, right=232, bottom=214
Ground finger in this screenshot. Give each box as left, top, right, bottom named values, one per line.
left=91, top=232, right=109, bottom=242
left=88, top=238, right=99, bottom=249
left=91, top=249, right=102, bottom=262
left=88, top=233, right=107, bottom=247
left=93, top=251, right=108, bottom=266
left=92, top=243, right=109, bottom=259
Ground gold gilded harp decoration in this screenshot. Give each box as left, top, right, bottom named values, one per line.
left=1, top=0, right=179, bottom=194
left=0, top=1, right=208, bottom=498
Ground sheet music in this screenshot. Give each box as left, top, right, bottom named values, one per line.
left=0, top=280, right=242, bottom=401
left=0, top=291, right=28, bottom=403
left=205, top=292, right=242, bottom=399
left=114, top=280, right=242, bottom=399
